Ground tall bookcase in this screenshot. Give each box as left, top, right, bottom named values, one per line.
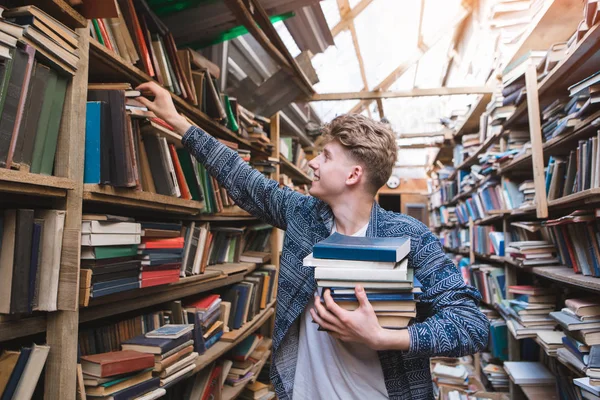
left=428, top=10, right=600, bottom=398
left=0, top=2, right=309, bottom=399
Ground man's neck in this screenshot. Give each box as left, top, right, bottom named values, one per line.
left=330, top=194, right=374, bottom=236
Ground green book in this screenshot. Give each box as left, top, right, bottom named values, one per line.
left=224, top=95, right=239, bottom=133
left=38, top=75, right=68, bottom=175
left=83, top=245, right=139, bottom=260
left=30, top=70, right=57, bottom=174
left=176, top=148, right=203, bottom=201
left=228, top=236, right=237, bottom=262
left=198, top=164, right=214, bottom=213
left=92, top=20, right=105, bottom=46
left=0, top=48, right=16, bottom=118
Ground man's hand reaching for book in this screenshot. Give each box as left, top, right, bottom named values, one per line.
left=135, top=81, right=192, bottom=135
left=311, top=286, right=410, bottom=351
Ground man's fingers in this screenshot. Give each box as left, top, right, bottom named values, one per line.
left=310, top=308, right=341, bottom=333
left=314, top=295, right=345, bottom=329
left=355, top=285, right=373, bottom=311
left=135, top=96, right=154, bottom=110
left=323, top=289, right=348, bottom=320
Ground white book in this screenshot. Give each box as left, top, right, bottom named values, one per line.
left=34, top=210, right=65, bottom=311
left=133, top=388, right=167, bottom=400
left=303, top=252, right=404, bottom=270
left=13, top=344, right=50, bottom=400
left=503, top=361, right=554, bottom=384
left=574, top=378, right=600, bottom=397
left=81, top=220, right=141, bottom=234
left=315, top=259, right=409, bottom=281
left=0, top=210, right=16, bottom=314
left=317, top=280, right=413, bottom=290
left=159, top=362, right=195, bottom=386
left=192, top=223, right=209, bottom=275
left=158, top=352, right=198, bottom=378
left=159, top=136, right=181, bottom=198
left=81, top=233, right=141, bottom=246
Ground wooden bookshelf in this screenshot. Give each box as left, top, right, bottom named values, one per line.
left=83, top=184, right=205, bottom=214
left=222, top=383, right=247, bottom=400
left=0, top=169, right=75, bottom=198
left=453, top=133, right=502, bottom=172
left=547, top=188, right=600, bottom=210
left=198, top=212, right=257, bottom=221
left=87, top=40, right=269, bottom=156
left=279, top=155, right=312, bottom=183
left=454, top=93, right=493, bottom=138
left=533, top=266, right=600, bottom=293
left=0, top=315, right=47, bottom=342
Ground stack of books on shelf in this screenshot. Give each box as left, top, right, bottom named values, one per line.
left=470, top=264, right=505, bottom=306
left=220, top=265, right=277, bottom=332
left=586, top=346, right=600, bottom=388
left=122, top=324, right=197, bottom=388
left=238, top=107, right=273, bottom=152
left=239, top=381, right=275, bottom=400
left=473, top=226, right=504, bottom=256
left=0, top=344, right=50, bottom=400
left=80, top=215, right=142, bottom=304
left=480, top=353, right=509, bottom=391
left=279, top=173, right=309, bottom=194
left=501, top=286, right=557, bottom=337
left=544, top=210, right=600, bottom=276
left=438, top=205, right=458, bottom=226
left=534, top=330, right=565, bottom=356
left=80, top=349, right=162, bottom=399
left=250, top=154, right=279, bottom=180
left=185, top=294, right=224, bottom=354
left=490, top=0, right=545, bottom=56
left=504, top=240, right=559, bottom=267
left=0, top=209, right=65, bottom=314
left=503, top=361, right=555, bottom=391
left=439, top=180, right=458, bottom=203
left=304, top=233, right=419, bottom=329
left=552, top=298, right=600, bottom=348
left=574, top=377, right=600, bottom=400
left=239, top=224, right=272, bottom=264
left=206, top=226, right=244, bottom=265
left=460, top=133, right=482, bottom=158
left=438, top=227, right=469, bottom=250
left=180, top=221, right=210, bottom=277
left=221, top=334, right=272, bottom=389
left=430, top=356, right=490, bottom=398
left=431, top=362, right=470, bottom=392
left=0, top=6, right=81, bottom=175
left=139, top=221, right=183, bottom=288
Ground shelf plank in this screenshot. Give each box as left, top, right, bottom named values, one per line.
left=197, top=213, right=257, bottom=221
left=0, top=315, right=47, bottom=342
left=87, top=40, right=268, bottom=155
left=533, top=266, right=600, bottom=293
left=454, top=93, right=493, bottom=138
left=192, top=305, right=275, bottom=374
left=79, top=270, right=233, bottom=323
left=222, top=382, right=248, bottom=400
left=547, top=188, right=600, bottom=209
left=279, top=156, right=312, bottom=184
left=454, top=133, right=502, bottom=172
left=83, top=184, right=205, bottom=215
left=0, top=169, right=75, bottom=198
left=206, top=263, right=258, bottom=277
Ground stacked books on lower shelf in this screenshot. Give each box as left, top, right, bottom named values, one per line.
left=139, top=222, right=184, bottom=288
left=480, top=353, right=509, bottom=391
left=501, top=286, right=557, bottom=339
left=430, top=356, right=498, bottom=399
left=304, top=233, right=419, bottom=329
left=503, top=361, right=555, bottom=395
left=505, top=240, right=559, bottom=267
left=221, top=334, right=272, bottom=390
left=0, top=344, right=50, bottom=400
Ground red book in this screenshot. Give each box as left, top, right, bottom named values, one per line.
left=140, top=237, right=185, bottom=249
left=80, top=350, right=154, bottom=377
left=187, top=294, right=220, bottom=311
left=96, top=19, right=114, bottom=52
left=123, top=0, right=155, bottom=77
left=507, top=285, right=553, bottom=295
left=150, top=118, right=174, bottom=131
left=201, top=364, right=223, bottom=400
left=141, top=269, right=180, bottom=279
left=169, top=144, right=192, bottom=200
left=561, top=225, right=580, bottom=273
left=141, top=274, right=179, bottom=288
left=200, top=232, right=213, bottom=274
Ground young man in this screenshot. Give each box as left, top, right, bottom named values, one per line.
left=136, top=81, right=489, bottom=400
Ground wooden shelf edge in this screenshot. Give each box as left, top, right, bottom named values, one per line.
left=0, top=315, right=47, bottom=342
left=83, top=184, right=204, bottom=215
left=279, top=156, right=312, bottom=183
left=0, top=169, right=75, bottom=198
left=533, top=266, right=600, bottom=293
left=454, top=93, right=493, bottom=138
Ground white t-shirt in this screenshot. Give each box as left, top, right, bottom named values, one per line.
left=292, top=222, right=388, bottom=400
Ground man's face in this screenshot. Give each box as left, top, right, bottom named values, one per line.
left=308, top=140, right=360, bottom=202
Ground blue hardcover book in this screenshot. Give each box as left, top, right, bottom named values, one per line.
left=28, top=221, right=43, bottom=313
left=188, top=310, right=207, bottom=354
left=1, top=347, right=32, bottom=400
left=145, top=324, right=194, bottom=339
left=561, top=337, right=589, bottom=365
left=545, top=156, right=554, bottom=196
left=313, top=233, right=410, bottom=262
left=331, top=292, right=416, bottom=302
left=92, top=276, right=139, bottom=291
left=205, top=330, right=223, bottom=349
left=84, top=102, right=102, bottom=184
left=91, top=281, right=140, bottom=298
left=111, top=377, right=160, bottom=400
left=231, top=283, right=250, bottom=329
left=122, top=331, right=194, bottom=355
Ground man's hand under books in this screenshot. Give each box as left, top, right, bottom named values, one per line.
left=311, top=287, right=410, bottom=351
left=135, top=81, right=192, bottom=135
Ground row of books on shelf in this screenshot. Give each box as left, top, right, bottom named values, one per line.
left=0, top=6, right=81, bottom=175
left=472, top=226, right=504, bottom=257
left=280, top=137, right=310, bottom=175
left=89, top=0, right=274, bottom=153
left=437, top=227, right=469, bottom=251
left=78, top=214, right=274, bottom=305
left=0, top=343, right=49, bottom=400
left=279, top=173, right=310, bottom=194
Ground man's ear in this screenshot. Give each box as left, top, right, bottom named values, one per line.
left=345, top=165, right=364, bottom=186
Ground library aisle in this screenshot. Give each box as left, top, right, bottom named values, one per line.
left=0, top=0, right=598, bottom=399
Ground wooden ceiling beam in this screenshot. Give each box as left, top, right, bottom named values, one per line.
left=312, top=86, right=492, bottom=101
left=331, top=0, right=374, bottom=36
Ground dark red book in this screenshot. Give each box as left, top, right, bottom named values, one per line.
left=80, top=350, right=154, bottom=377
left=187, top=294, right=220, bottom=311
left=141, top=269, right=179, bottom=279
left=139, top=237, right=184, bottom=249
left=169, top=144, right=192, bottom=200
left=140, top=275, right=179, bottom=288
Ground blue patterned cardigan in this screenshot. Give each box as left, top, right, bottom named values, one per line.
left=182, top=126, right=489, bottom=400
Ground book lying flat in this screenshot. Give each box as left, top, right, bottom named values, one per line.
left=550, top=311, right=600, bottom=331
left=503, top=361, right=554, bottom=385
left=303, top=252, right=405, bottom=270
left=145, top=324, right=194, bottom=339
left=314, top=259, right=409, bottom=281
left=317, top=269, right=414, bottom=290
left=313, top=233, right=410, bottom=262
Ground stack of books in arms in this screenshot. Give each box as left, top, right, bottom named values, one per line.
left=138, top=221, right=183, bottom=288
left=80, top=349, right=162, bottom=400
left=550, top=298, right=600, bottom=377
left=500, top=286, right=557, bottom=339
left=0, top=6, right=80, bottom=175
left=80, top=215, right=142, bottom=304
left=544, top=210, right=600, bottom=276
left=0, top=209, right=65, bottom=314
left=185, top=294, right=224, bottom=354
left=122, top=324, right=198, bottom=389
left=221, top=334, right=272, bottom=390
left=305, top=233, right=419, bottom=330
left=0, top=344, right=50, bottom=400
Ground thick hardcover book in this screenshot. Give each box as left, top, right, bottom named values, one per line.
left=1, top=347, right=31, bottom=400
left=27, top=220, right=43, bottom=313
left=0, top=210, right=16, bottom=314
left=0, top=46, right=29, bottom=167
left=91, top=268, right=140, bottom=284
left=81, top=350, right=154, bottom=378
left=38, top=74, right=68, bottom=175
left=111, top=376, right=159, bottom=400
left=84, top=101, right=102, bottom=183
left=29, top=68, right=57, bottom=174
left=313, top=233, right=411, bottom=262
left=143, top=133, right=172, bottom=195
left=12, top=344, right=49, bottom=400
left=314, top=259, right=409, bottom=282
left=177, top=147, right=203, bottom=201
left=589, top=345, right=600, bottom=369
left=90, top=280, right=139, bottom=298
left=92, top=276, right=139, bottom=292
left=0, top=351, right=19, bottom=395
left=0, top=47, right=15, bottom=119
left=121, top=331, right=194, bottom=355
left=81, top=245, right=139, bottom=260
left=10, top=209, right=34, bottom=314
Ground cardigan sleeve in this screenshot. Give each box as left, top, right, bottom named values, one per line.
left=405, top=229, right=490, bottom=357
left=181, top=125, right=309, bottom=230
